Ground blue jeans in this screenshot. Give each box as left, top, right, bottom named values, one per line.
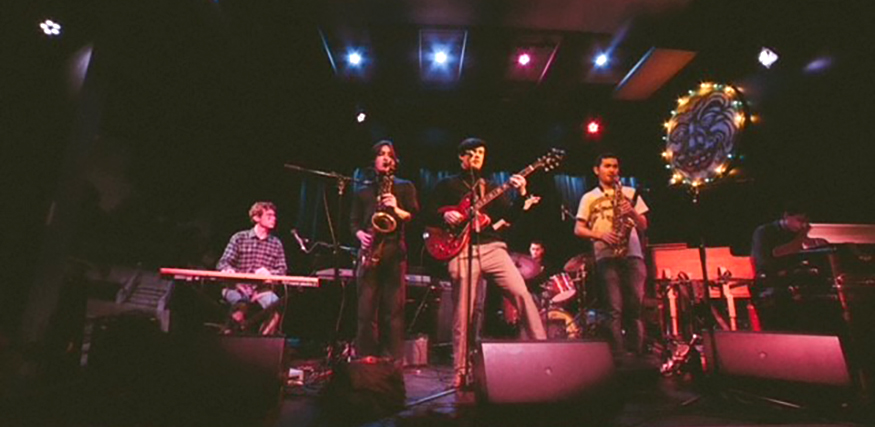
left=222, top=288, right=279, bottom=308
left=597, top=257, right=647, bottom=355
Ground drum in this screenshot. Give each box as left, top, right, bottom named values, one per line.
left=562, top=253, right=591, bottom=282
left=543, top=309, right=581, bottom=339
left=543, top=273, right=577, bottom=304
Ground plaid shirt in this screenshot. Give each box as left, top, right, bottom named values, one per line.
left=216, top=228, right=288, bottom=275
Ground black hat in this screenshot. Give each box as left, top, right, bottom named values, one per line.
left=458, top=137, right=486, bottom=155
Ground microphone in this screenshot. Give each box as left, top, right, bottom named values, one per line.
left=290, top=229, right=308, bottom=253
left=560, top=204, right=575, bottom=221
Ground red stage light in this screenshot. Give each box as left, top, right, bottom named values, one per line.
left=586, top=120, right=601, bottom=135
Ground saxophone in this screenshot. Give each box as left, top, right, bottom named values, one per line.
left=371, top=169, right=397, bottom=234
left=611, top=178, right=635, bottom=257
left=361, top=170, right=396, bottom=268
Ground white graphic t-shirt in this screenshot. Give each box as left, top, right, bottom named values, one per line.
left=576, top=186, right=649, bottom=260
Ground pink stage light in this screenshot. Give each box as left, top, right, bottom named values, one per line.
left=517, top=53, right=531, bottom=66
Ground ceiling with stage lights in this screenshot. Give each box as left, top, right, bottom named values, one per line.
left=6, top=0, right=873, bottom=271
left=13, top=0, right=872, bottom=195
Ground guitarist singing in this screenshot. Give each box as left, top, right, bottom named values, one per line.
left=426, top=138, right=546, bottom=388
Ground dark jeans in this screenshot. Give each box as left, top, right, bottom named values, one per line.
left=597, top=256, right=647, bottom=355
left=356, top=253, right=407, bottom=360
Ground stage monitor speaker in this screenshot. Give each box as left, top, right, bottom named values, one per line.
left=474, top=340, right=616, bottom=404
left=707, top=330, right=852, bottom=387
left=195, top=335, right=286, bottom=421
left=321, top=357, right=406, bottom=423
left=704, top=330, right=859, bottom=410
left=213, top=335, right=286, bottom=380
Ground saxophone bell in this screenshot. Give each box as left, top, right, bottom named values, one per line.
left=371, top=211, right=397, bottom=234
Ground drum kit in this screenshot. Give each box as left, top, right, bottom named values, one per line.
left=508, top=252, right=607, bottom=340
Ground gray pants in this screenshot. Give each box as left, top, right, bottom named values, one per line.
left=597, top=256, right=647, bottom=355
left=448, top=241, right=546, bottom=375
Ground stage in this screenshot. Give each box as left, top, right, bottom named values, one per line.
left=4, top=338, right=872, bottom=427
left=275, top=352, right=870, bottom=427
left=6, top=1, right=875, bottom=426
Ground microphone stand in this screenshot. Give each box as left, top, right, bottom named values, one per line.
left=690, top=186, right=717, bottom=331
left=411, top=167, right=481, bottom=404
left=462, top=167, right=482, bottom=389
left=284, top=163, right=371, bottom=363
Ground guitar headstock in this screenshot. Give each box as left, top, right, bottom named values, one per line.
left=536, top=148, right=566, bottom=172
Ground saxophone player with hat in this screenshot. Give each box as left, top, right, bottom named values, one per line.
left=350, top=140, right=419, bottom=361
left=574, top=153, right=649, bottom=359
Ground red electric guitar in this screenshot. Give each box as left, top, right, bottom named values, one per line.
left=424, top=148, right=565, bottom=261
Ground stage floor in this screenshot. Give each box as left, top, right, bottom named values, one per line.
left=2, top=344, right=872, bottom=427
left=274, top=353, right=870, bottom=427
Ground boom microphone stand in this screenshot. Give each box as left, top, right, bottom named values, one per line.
left=411, top=167, right=482, bottom=404
left=284, top=163, right=371, bottom=362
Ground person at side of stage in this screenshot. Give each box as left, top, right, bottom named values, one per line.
left=751, top=202, right=828, bottom=277
left=574, top=153, right=649, bottom=358
left=750, top=202, right=828, bottom=331
left=350, top=141, right=419, bottom=361
left=426, top=137, right=546, bottom=388
left=216, top=201, right=288, bottom=335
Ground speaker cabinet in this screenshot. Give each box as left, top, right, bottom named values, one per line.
left=705, top=330, right=858, bottom=408
left=214, top=335, right=285, bottom=380
left=200, top=335, right=286, bottom=421
left=708, top=330, right=851, bottom=386
left=473, top=340, right=615, bottom=404
left=321, top=358, right=406, bottom=422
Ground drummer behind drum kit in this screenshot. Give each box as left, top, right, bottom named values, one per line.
left=509, top=252, right=608, bottom=340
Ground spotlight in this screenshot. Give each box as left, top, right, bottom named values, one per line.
left=347, top=52, right=362, bottom=66
left=356, top=111, right=367, bottom=123
left=594, top=53, right=609, bottom=67
left=39, top=19, right=62, bottom=36
left=758, top=47, right=778, bottom=68
left=419, top=29, right=467, bottom=82
left=587, top=120, right=601, bottom=135
left=517, top=53, right=531, bottom=66
left=434, top=50, right=449, bottom=65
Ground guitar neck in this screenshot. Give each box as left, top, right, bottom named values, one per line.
left=473, top=164, right=540, bottom=210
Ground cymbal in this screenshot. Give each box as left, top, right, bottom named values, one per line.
left=563, top=253, right=593, bottom=274
left=509, top=253, right=541, bottom=280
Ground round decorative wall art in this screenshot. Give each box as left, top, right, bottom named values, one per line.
left=663, top=82, right=749, bottom=187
